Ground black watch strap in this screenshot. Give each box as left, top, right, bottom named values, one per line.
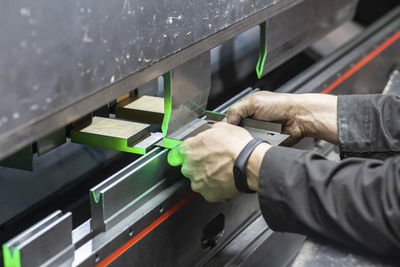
left=233, top=138, right=266, bottom=193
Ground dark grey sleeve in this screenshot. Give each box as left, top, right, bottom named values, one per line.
left=258, top=146, right=400, bottom=258
left=338, top=94, right=400, bottom=160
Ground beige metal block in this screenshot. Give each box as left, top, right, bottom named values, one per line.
left=116, top=95, right=164, bottom=124
left=79, top=117, right=150, bottom=146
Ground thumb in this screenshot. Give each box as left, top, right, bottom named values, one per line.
left=225, top=97, right=254, bottom=125
left=167, top=145, right=184, bottom=166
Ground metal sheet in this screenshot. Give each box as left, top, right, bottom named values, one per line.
left=205, top=111, right=282, bottom=133
left=166, top=118, right=210, bottom=142
left=205, top=111, right=289, bottom=146
left=164, top=52, right=211, bottom=137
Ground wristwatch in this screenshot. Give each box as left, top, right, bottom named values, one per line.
left=233, top=138, right=267, bottom=193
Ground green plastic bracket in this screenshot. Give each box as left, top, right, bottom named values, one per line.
left=70, top=131, right=146, bottom=155
left=162, top=137, right=182, bottom=149
left=256, top=22, right=268, bottom=79
left=2, top=245, right=21, bottom=267
left=160, top=71, right=183, bottom=150
left=161, top=71, right=172, bottom=137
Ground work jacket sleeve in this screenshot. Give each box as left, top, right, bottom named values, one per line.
left=258, top=94, right=400, bottom=258
left=338, top=94, right=400, bottom=159
left=259, top=147, right=400, bottom=258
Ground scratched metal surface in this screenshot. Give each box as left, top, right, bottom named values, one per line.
left=0, top=0, right=281, bottom=136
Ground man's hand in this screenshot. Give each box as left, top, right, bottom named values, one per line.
left=169, top=122, right=270, bottom=202
left=226, top=91, right=338, bottom=145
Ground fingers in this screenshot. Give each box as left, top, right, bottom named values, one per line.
left=167, top=145, right=184, bottom=166
left=170, top=135, right=199, bottom=167
left=191, top=182, right=218, bottom=203
left=190, top=180, right=204, bottom=193
left=180, top=164, right=193, bottom=179
left=226, top=91, right=291, bottom=125
left=225, top=97, right=255, bottom=125
left=191, top=182, right=218, bottom=202
left=177, top=138, right=200, bottom=179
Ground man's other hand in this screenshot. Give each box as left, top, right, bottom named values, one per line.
left=226, top=91, right=338, bottom=145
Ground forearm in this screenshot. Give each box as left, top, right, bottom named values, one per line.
left=246, top=142, right=270, bottom=191
left=246, top=93, right=338, bottom=191
left=293, top=94, right=338, bottom=144
left=258, top=146, right=400, bottom=258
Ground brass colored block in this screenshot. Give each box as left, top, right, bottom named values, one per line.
left=116, top=95, right=164, bottom=124
left=71, top=117, right=151, bottom=154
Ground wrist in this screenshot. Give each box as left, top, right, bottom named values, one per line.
left=294, top=94, right=338, bottom=144
left=246, top=142, right=270, bottom=191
